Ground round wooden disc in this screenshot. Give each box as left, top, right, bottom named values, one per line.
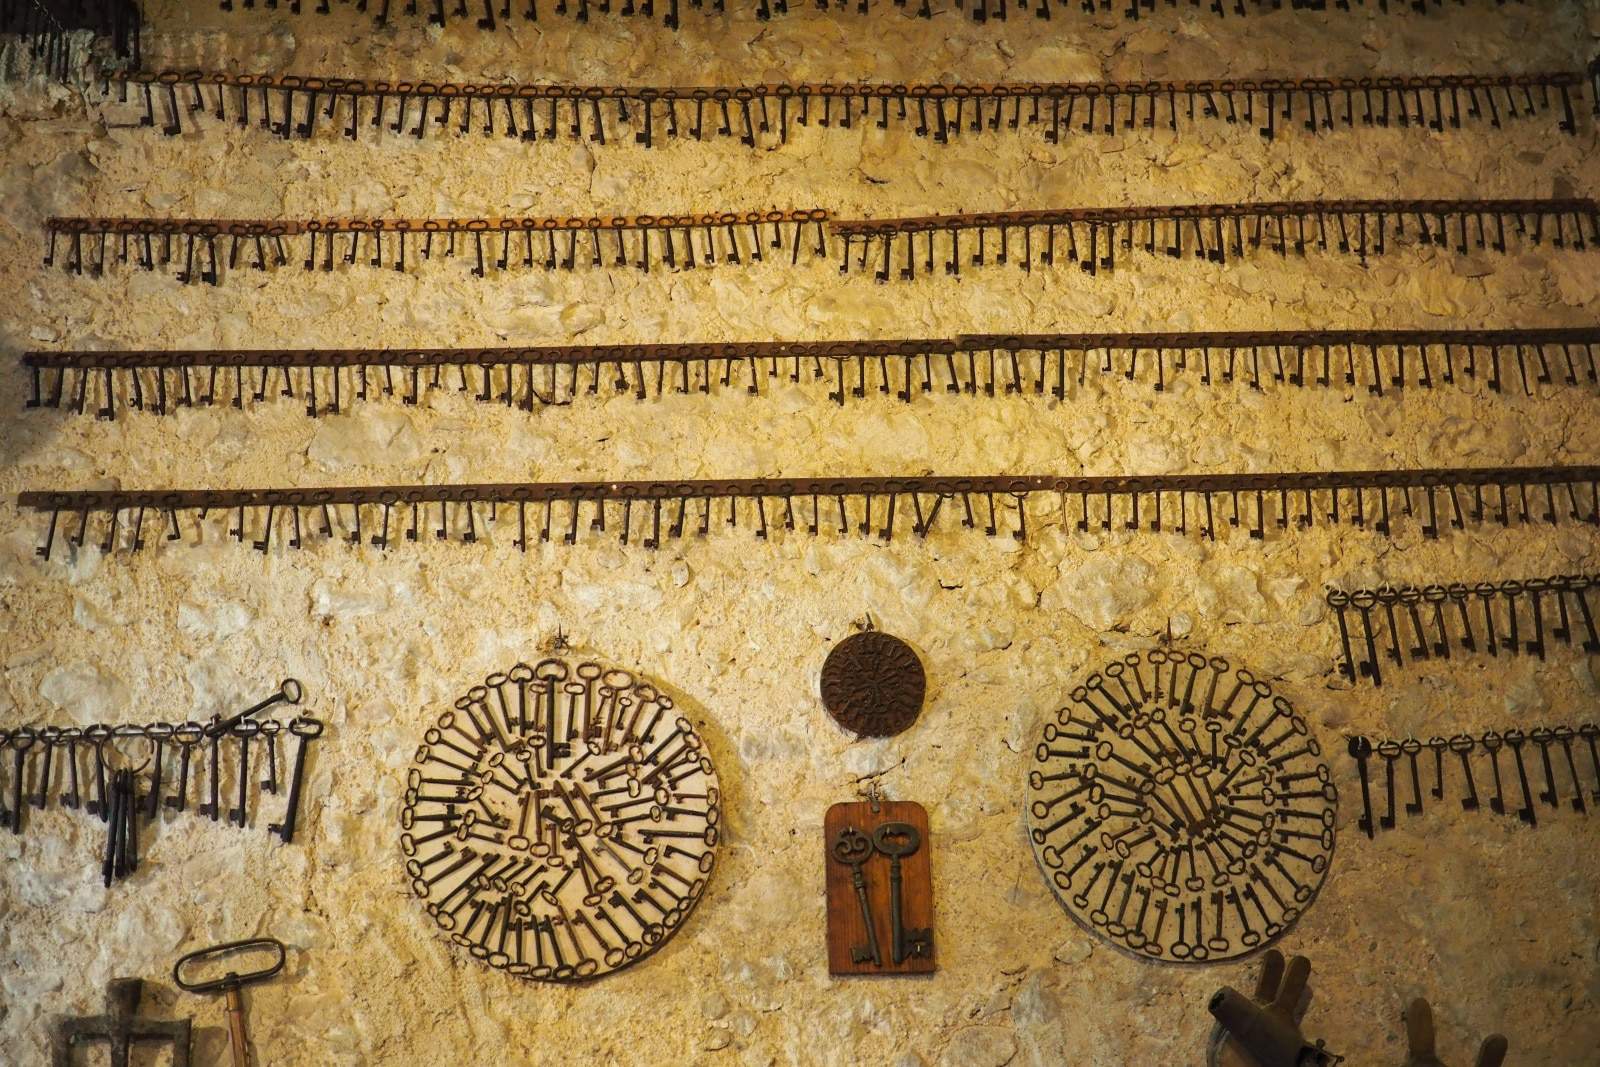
left=820, top=631, right=926, bottom=738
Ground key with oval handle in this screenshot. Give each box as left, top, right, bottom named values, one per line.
left=872, top=821, right=930, bottom=964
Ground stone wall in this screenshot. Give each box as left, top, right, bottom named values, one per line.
left=1, top=2, right=1598, bottom=1063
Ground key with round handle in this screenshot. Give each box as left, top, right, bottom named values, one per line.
left=871, top=821, right=922, bottom=965
left=830, top=827, right=882, bottom=967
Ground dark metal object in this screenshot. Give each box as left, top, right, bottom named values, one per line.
left=1, top=688, right=319, bottom=886
left=820, top=631, right=925, bottom=738
left=104, top=66, right=1595, bottom=145
left=20, top=464, right=1600, bottom=559
left=269, top=715, right=322, bottom=844
left=829, top=827, right=881, bottom=966
left=1345, top=724, right=1596, bottom=833
left=0, top=0, right=140, bottom=82
left=41, top=211, right=830, bottom=285
left=49, top=977, right=191, bottom=1067
left=1328, top=576, right=1598, bottom=685
left=1208, top=953, right=1337, bottom=1066
left=834, top=199, right=1599, bottom=281
left=24, top=328, right=1600, bottom=418
left=871, top=821, right=930, bottom=963
left=173, top=938, right=286, bottom=1067
left=206, top=678, right=302, bottom=737
left=402, top=658, right=721, bottom=982
left=1026, top=649, right=1337, bottom=963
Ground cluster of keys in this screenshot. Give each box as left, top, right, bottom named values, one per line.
left=1348, top=723, right=1600, bottom=835
left=828, top=819, right=933, bottom=971
left=0, top=679, right=322, bottom=887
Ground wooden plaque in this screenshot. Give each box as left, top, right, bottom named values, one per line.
left=824, top=800, right=936, bottom=976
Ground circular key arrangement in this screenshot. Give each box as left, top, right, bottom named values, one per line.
left=821, top=630, right=926, bottom=738
left=401, top=658, right=721, bottom=982
left=1026, top=649, right=1336, bottom=964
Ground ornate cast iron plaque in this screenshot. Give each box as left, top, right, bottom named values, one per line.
left=821, top=631, right=926, bottom=738
left=401, top=658, right=721, bottom=982
left=1026, top=649, right=1336, bottom=963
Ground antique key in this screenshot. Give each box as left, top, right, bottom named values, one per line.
left=165, top=723, right=204, bottom=812
left=269, top=715, right=323, bottom=844
left=229, top=720, right=261, bottom=827
left=830, top=827, right=882, bottom=967
left=1348, top=736, right=1375, bottom=837
left=872, top=821, right=928, bottom=964
left=174, top=937, right=286, bottom=1067
left=198, top=721, right=223, bottom=822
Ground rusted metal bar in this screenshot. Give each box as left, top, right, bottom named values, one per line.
left=22, top=328, right=1600, bottom=416
left=103, top=65, right=1597, bottom=143
left=41, top=210, right=830, bottom=282
left=829, top=199, right=1600, bottom=279
left=18, top=465, right=1600, bottom=557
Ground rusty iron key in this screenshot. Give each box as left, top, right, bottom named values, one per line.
left=830, top=826, right=882, bottom=966
left=269, top=716, right=324, bottom=844
left=174, top=938, right=286, bottom=1067
left=871, top=821, right=923, bottom=964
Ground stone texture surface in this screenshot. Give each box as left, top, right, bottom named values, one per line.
left=1, top=3, right=1599, bottom=1065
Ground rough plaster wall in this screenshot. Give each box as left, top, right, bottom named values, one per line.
left=3, top=1, right=1600, bottom=1064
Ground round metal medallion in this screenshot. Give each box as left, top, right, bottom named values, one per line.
left=820, top=631, right=926, bottom=738
left=401, top=657, right=720, bottom=982
left=1026, top=649, right=1336, bottom=964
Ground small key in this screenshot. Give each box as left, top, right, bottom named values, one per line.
left=102, top=768, right=123, bottom=887
left=58, top=727, right=82, bottom=809
left=1581, top=724, right=1600, bottom=801
left=1348, top=736, right=1375, bottom=838
left=85, top=725, right=112, bottom=820
left=1450, top=734, right=1480, bottom=811
left=1398, top=589, right=1430, bottom=660
left=32, top=727, right=59, bottom=810
left=1350, top=591, right=1382, bottom=685
left=259, top=719, right=282, bottom=794
left=1500, top=580, right=1524, bottom=655
left=1503, top=729, right=1538, bottom=827
left=229, top=720, right=261, bottom=826
left=166, top=723, right=204, bottom=811
left=1550, top=727, right=1587, bottom=813
left=123, top=769, right=140, bottom=873
left=1326, top=590, right=1357, bottom=680
left=1530, top=727, right=1560, bottom=808
left=1481, top=731, right=1508, bottom=815
left=1524, top=578, right=1548, bottom=659
left=269, top=715, right=324, bottom=844
left=1426, top=736, right=1448, bottom=800
left=1376, top=739, right=1400, bottom=830
left=9, top=727, right=35, bottom=833
left=830, top=827, right=882, bottom=967
left=872, top=821, right=923, bottom=965
left=198, top=721, right=223, bottom=822
left=1401, top=737, right=1424, bottom=815
left=146, top=723, right=172, bottom=819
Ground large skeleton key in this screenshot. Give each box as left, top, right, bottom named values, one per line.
left=269, top=716, right=323, bottom=844
left=871, top=821, right=925, bottom=964
left=829, top=827, right=882, bottom=967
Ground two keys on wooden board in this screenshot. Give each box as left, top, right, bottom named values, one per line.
left=825, top=800, right=936, bottom=976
